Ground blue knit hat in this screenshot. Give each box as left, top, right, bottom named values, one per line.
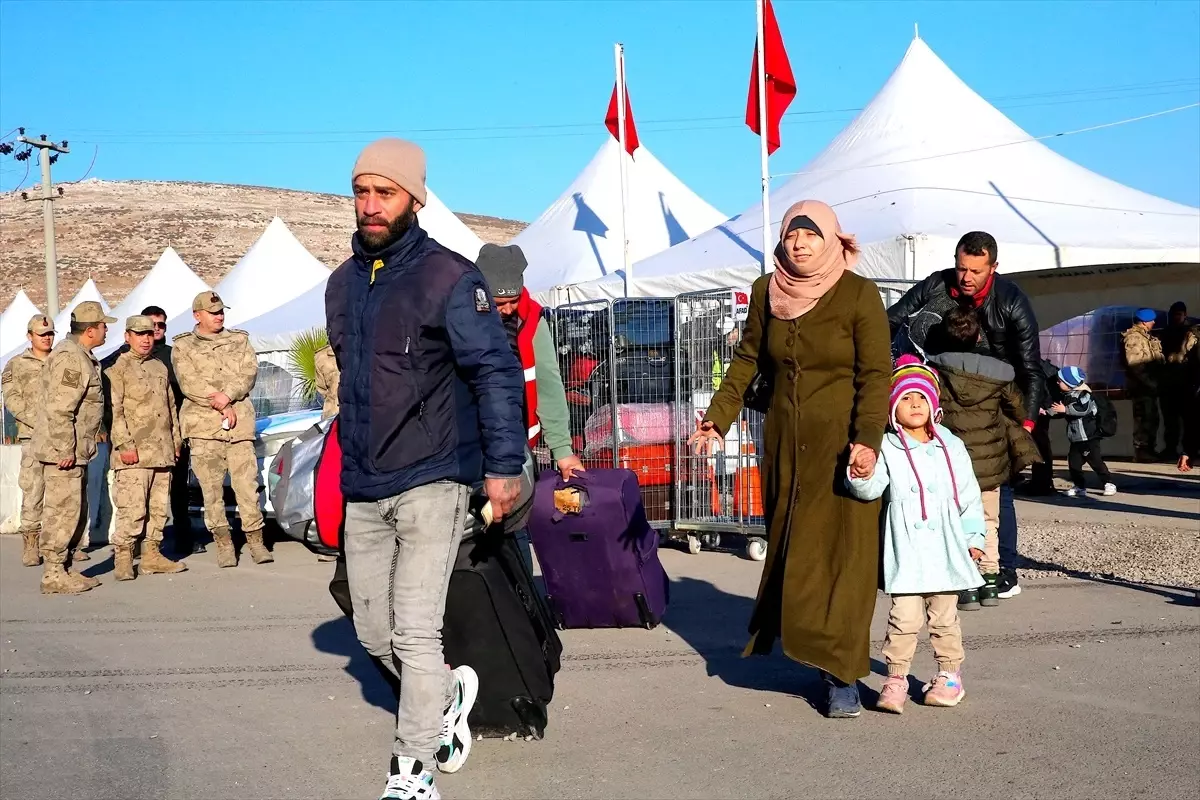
left=1136, top=308, right=1157, bottom=323
left=1058, top=365, right=1086, bottom=389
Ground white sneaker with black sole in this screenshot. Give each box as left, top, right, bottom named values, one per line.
left=380, top=756, right=439, bottom=800
left=435, top=665, right=479, bottom=775
left=1065, top=486, right=1086, bottom=498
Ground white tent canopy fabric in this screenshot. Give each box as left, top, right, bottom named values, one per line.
left=51, top=278, right=110, bottom=336
left=216, top=217, right=331, bottom=330
left=242, top=278, right=328, bottom=352
left=556, top=37, right=1200, bottom=303
left=94, top=247, right=211, bottom=360
left=0, top=290, right=42, bottom=362
left=420, top=188, right=485, bottom=261
left=515, top=138, right=727, bottom=294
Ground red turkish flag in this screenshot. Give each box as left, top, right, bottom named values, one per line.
left=745, top=0, right=796, bottom=155
left=606, top=82, right=639, bottom=156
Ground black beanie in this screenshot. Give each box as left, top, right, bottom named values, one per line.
left=476, top=243, right=528, bottom=298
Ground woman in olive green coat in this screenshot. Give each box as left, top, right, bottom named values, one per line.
left=689, top=200, right=892, bottom=717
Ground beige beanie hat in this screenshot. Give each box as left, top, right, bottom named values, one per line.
left=352, top=138, right=427, bottom=206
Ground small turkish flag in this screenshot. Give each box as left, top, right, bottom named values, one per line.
left=606, top=82, right=639, bottom=156
left=746, top=0, right=796, bottom=155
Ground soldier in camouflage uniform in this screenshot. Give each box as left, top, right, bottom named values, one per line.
left=33, top=301, right=114, bottom=594
left=107, top=315, right=187, bottom=580
left=1, top=314, right=56, bottom=567
left=313, top=342, right=340, bottom=420
left=172, top=291, right=271, bottom=568
left=1122, top=308, right=1165, bottom=462
left=1160, top=301, right=1198, bottom=458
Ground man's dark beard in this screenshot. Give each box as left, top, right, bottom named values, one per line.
left=357, top=201, right=418, bottom=252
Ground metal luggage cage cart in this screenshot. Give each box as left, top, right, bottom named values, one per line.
left=547, top=297, right=678, bottom=529
left=671, top=288, right=768, bottom=560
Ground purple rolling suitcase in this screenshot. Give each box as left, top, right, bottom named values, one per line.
left=528, top=468, right=669, bottom=630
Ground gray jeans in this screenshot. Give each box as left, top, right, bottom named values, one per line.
left=344, top=480, right=470, bottom=762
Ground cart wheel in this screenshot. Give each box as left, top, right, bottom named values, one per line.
left=687, top=535, right=702, bottom=555
left=746, top=537, right=767, bottom=561
left=700, top=532, right=721, bottom=550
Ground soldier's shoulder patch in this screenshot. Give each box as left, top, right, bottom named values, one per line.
left=1, top=368, right=11, bottom=384
left=61, top=368, right=81, bottom=389
left=474, top=286, right=490, bottom=313
left=172, top=332, right=193, bottom=343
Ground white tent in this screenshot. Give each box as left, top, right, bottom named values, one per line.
left=93, top=247, right=211, bottom=360
left=241, top=278, right=328, bottom=353
left=0, top=290, right=42, bottom=362
left=514, top=138, right=727, bottom=293
left=557, top=37, right=1200, bottom=302
left=421, top=188, right=485, bottom=261
left=51, top=278, right=110, bottom=336
left=215, top=217, right=331, bottom=330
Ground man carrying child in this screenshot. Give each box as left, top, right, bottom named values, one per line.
left=926, top=307, right=1040, bottom=609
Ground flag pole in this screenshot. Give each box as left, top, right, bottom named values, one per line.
left=614, top=42, right=632, bottom=296
left=756, top=0, right=772, bottom=275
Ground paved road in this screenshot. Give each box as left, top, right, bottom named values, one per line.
left=1, top=496, right=1197, bottom=799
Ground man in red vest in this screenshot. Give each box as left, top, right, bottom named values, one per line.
left=476, top=244, right=583, bottom=479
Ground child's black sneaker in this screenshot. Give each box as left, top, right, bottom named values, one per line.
left=957, top=588, right=980, bottom=611
left=979, top=574, right=1000, bottom=607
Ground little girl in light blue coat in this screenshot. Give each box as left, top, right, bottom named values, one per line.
left=847, top=357, right=986, bottom=713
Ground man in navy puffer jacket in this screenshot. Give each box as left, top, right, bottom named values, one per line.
left=325, top=137, right=525, bottom=800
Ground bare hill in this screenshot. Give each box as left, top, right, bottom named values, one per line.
left=0, top=179, right=526, bottom=309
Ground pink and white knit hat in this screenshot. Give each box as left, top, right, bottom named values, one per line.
left=890, top=355, right=941, bottom=428
left=890, top=356, right=961, bottom=520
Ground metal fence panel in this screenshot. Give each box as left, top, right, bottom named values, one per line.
left=671, top=288, right=768, bottom=557
left=546, top=298, right=679, bottom=527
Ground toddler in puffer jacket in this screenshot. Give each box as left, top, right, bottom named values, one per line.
left=1047, top=366, right=1115, bottom=498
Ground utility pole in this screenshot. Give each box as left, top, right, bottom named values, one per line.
left=17, top=134, right=69, bottom=318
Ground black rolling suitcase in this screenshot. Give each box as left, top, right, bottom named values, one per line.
left=442, top=529, right=563, bottom=740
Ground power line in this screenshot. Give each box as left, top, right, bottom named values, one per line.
left=771, top=102, right=1200, bottom=180
left=58, top=76, right=1199, bottom=143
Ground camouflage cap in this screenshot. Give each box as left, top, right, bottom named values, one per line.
left=125, top=314, right=155, bottom=333
left=27, top=314, right=55, bottom=335
left=193, top=291, right=228, bottom=313
left=71, top=300, right=117, bottom=325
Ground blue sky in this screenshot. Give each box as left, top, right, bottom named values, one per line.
left=1, top=0, right=1198, bottom=222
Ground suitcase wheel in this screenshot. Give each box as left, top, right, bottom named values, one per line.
left=510, top=697, right=549, bottom=740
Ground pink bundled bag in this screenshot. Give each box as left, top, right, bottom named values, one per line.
left=583, top=403, right=677, bottom=457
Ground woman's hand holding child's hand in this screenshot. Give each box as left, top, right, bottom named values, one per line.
left=969, top=548, right=985, bottom=562
left=848, top=444, right=876, bottom=480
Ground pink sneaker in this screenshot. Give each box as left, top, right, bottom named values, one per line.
left=876, top=675, right=908, bottom=714
left=923, top=671, right=966, bottom=707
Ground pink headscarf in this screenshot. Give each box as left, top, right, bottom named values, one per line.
left=769, top=200, right=859, bottom=320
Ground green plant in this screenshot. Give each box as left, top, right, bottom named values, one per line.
left=287, top=327, right=329, bottom=405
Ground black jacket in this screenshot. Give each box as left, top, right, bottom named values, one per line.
left=888, top=269, right=1045, bottom=415
left=325, top=222, right=526, bottom=502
